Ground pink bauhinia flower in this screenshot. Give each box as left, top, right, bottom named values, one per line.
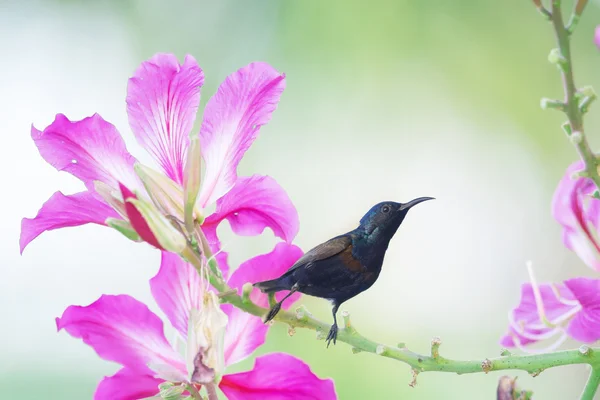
left=20, top=53, right=298, bottom=272
left=552, top=161, right=600, bottom=271
left=57, top=242, right=336, bottom=399
left=501, top=274, right=600, bottom=352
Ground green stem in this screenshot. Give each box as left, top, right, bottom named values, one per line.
left=581, top=367, right=600, bottom=400
left=549, top=0, right=600, bottom=190
left=184, top=249, right=600, bottom=379
left=185, top=384, right=203, bottom=400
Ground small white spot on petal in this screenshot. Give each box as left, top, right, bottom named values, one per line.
left=233, top=212, right=239, bottom=216
left=71, top=159, right=78, bottom=164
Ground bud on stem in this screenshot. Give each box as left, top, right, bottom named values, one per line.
left=134, top=163, right=185, bottom=220
left=184, top=137, right=202, bottom=233
left=127, top=197, right=187, bottom=253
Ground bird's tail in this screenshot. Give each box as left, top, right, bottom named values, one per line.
left=253, top=277, right=290, bottom=293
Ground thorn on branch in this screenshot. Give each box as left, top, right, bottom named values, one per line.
left=295, top=305, right=312, bottom=322
left=531, top=0, right=552, bottom=19
left=409, top=369, right=419, bottom=388
left=540, top=97, right=566, bottom=111
left=548, top=48, right=568, bottom=71
left=341, top=310, right=357, bottom=335
left=397, top=342, right=406, bottom=348
left=431, top=336, right=442, bottom=359
left=351, top=347, right=362, bottom=354
left=376, top=344, right=387, bottom=356
left=288, top=326, right=296, bottom=337
left=500, top=348, right=512, bottom=357
left=580, top=345, right=592, bottom=356
left=567, top=0, right=589, bottom=34
left=529, top=369, right=544, bottom=377
left=482, top=358, right=493, bottom=374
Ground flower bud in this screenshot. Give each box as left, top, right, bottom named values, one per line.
left=127, top=197, right=187, bottom=253
left=134, top=163, right=185, bottom=221
left=184, top=136, right=202, bottom=232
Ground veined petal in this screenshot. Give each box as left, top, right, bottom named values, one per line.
left=94, top=367, right=162, bottom=400
left=219, top=353, right=337, bottom=400
left=56, top=294, right=186, bottom=380
left=31, top=114, right=139, bottom=190
left=222, top=243, right=303, bottom=366
left=202, top=175, right=299, bottom=244
left=127, top=54, right=204, bottom=184
left=150, top=251, right=202, bottom=339
left=501, top=282, right=578, bottom=348
left=197, top=63, right=286, bottom=207
left=20, top=191, right=118, bottom=254
left=564, top=277, right=600, bottom=343
left=552, top=161, right=600, bottom=271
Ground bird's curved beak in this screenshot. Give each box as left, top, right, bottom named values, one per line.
left=399, top=196, right=435, bottom=210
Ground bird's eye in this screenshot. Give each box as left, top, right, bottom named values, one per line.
left=381, top=205, right=391, bottom=213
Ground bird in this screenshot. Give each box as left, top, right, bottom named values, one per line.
left=253, top=197, right=434, bottom=347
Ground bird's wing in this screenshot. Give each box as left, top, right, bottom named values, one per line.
left=288, top=234, right=352, bottom=271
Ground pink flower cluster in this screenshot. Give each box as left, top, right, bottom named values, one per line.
left=502, top=161, right=600, bottom=352
left=21, top=54, right=337, bottom=399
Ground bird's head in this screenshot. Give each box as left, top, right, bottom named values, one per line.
left=358, top=197, right=434, bottom=241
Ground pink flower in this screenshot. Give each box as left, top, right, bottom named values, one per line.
left=552, top=161, right=600, bottom=271
left=57, top=242, right=336, bottom=399
left=595, top=26, right=600, bottom=50
left=501, top=277, right=600, bottom=352
left=20, top=54, right=298, bottom=266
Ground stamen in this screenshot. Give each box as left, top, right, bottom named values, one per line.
left=550, top=283, right=581, bottom=307
left=526, top=261, right=553, bottom=328
left=511, top=330, right=568, bottom=354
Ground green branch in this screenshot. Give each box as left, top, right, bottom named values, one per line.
left=545, top=0, right=600, bottom=189
left=180, top=254, right=600, bottom=390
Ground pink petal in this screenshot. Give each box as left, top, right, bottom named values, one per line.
left=222, top=243, right=303, bottom=366
left=219, top=353, right=337, bottom=400
left=564, top=277, right=600, bottom=343
left=501, top=282, right=578, bottom=347
left=228, top=242, right=303, bottom=308
left=127, top=54, right=204, bottom=184
left=20, top=191, right=118, bottom=254
left=202, top=175, right=299, bottom=244
left=197, top=63, right=286, bottom=207
left=595, top=26, right=600, bottom=50
left=94, top=367, right=162, bottom=400
left=57, top=294, right=186, bottom=379
left=31, top=113, right=139, bottom=190
left=119, top=183, right=162, bottom=249
left=552, top=161, right=600, bottom=271
left=150, top=251, right=202, bottom=338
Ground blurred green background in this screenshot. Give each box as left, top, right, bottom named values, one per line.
left=3, top=0, right=600, bottom=398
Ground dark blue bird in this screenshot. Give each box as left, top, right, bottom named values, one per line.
left=253, top=197, right=434, bottom=347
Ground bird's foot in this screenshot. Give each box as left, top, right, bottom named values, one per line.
left=326, top=324, right=338, bottom=348
left=264, top=302, right=282, bottom=324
